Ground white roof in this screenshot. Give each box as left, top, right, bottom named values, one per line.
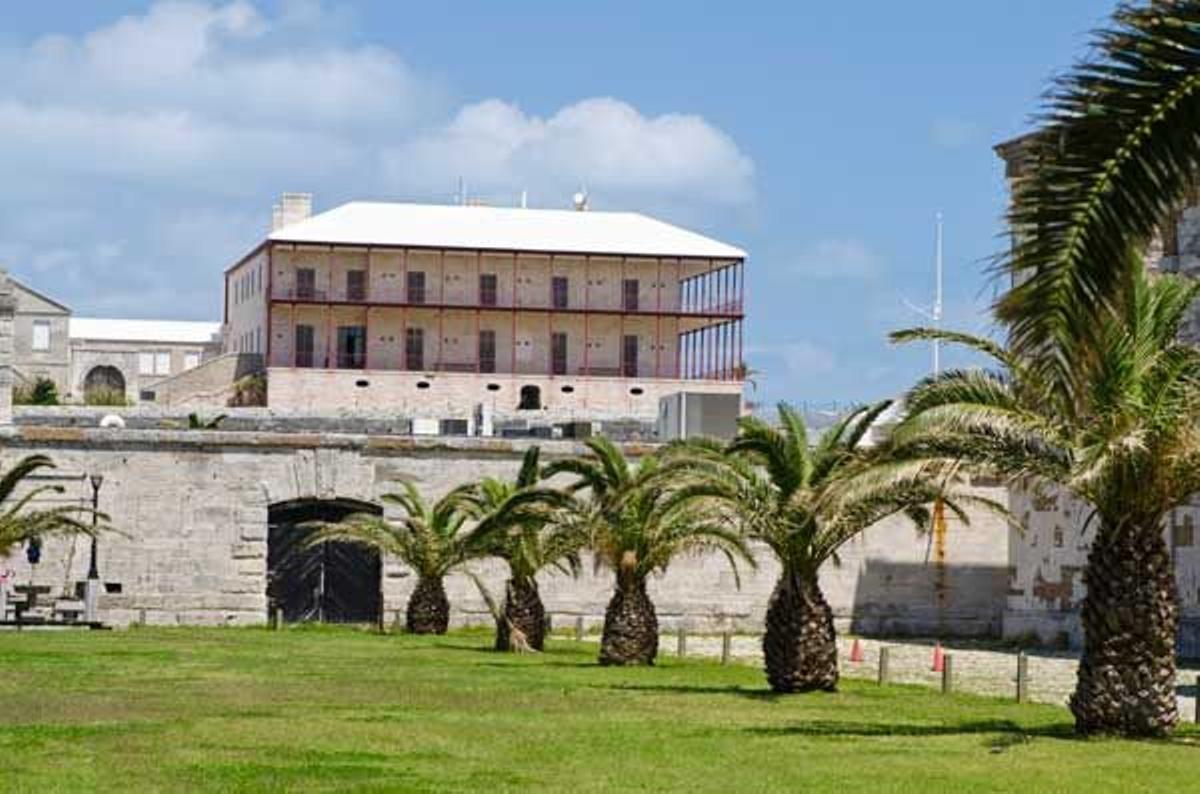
left=267, top=201, right=746, bottom=259
left=70, top=317, right=221, bottom=345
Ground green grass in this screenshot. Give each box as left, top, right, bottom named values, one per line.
left=0, top=627, right=1197, bottom=792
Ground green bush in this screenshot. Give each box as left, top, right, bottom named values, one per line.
left=13, top=377, right=60, bottom=406
left=84, top=387, right=131, bottom=407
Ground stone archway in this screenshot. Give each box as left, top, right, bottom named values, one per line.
left=82, top=365, right=126, bottom=402
left=267, top=498, right=382, bottom=624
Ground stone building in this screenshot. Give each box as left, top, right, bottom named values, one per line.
left=995, top=136, right=1200, bottom=655
left=0, top=271, right=222, bottom=404
left=224, top=194, right=746, bottom=422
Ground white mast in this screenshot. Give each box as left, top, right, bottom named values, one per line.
left=902, top=211, right=945, bottom=378
left=933, top=211, right=943, bottom=377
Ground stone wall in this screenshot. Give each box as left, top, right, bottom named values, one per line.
left=0, top=426, right=1010, bottom=635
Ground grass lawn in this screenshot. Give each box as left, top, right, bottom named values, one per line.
left=1, top=627, right=1197, bottom=792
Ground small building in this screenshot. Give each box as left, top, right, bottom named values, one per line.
left=69, top=318, right=222, bottom=404
left=224, top=194, right=747, bottom=421
left=8, top=276, right=71, bottom=395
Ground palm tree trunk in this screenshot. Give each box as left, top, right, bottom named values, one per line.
left=762, top=568, right=838, bottom=693
left=599, top=573, right=658, bottom=666
left=1070, top=524, right=1179, bottom=736
left=496, top=577, right=547, bottom=651
left=406, top=575, right=450, bottom=635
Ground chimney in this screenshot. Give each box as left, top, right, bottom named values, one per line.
left=272, top=192, right=313, bottom=231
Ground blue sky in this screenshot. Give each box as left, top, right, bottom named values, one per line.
left=0, top=1, right=1119, bottom=407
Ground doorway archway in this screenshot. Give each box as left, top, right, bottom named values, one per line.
left=82, top=365, right=126, bottom=402
left=267, top=498, right=382, bottom=624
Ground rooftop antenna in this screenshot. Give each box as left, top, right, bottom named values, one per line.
left=902, top=211, right=945, bottom=377
left=457, top=177, right=467, bottom=206
left=520, top=189, right=528, bottom=209
left=572, top=187, right=589, bottom=211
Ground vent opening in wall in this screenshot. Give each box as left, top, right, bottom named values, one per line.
left=560, top=385, right=575, bottom=394
left=355, top=379, right=369, bottom=388
left=486, top=383, right=501, bottom=392
left=416, top=381, right=431, bottom=390
left=629, top=387, right=645, bottom=396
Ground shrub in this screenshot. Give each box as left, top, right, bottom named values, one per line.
left=84, top=387, right=131, bottom=407
left=13, top=377, right=60, bottom=406
left=227, top=373, right=266, bottom=407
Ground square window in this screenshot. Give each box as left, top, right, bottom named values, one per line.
left=139, top=352, right=155, bottom=375
left=155, top=352, right=171, bottom=375
left=31, top=320, right=50, bottom=352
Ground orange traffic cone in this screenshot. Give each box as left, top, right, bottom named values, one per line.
left=931, top=641, right=944, bottom=673
left=849, top=638, right=864, bottom=663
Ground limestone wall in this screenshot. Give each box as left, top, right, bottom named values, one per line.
left=0, top=427, right=1009, bottom=635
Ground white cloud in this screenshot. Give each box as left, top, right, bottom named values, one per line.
left=384, top=98, right=754, bottom=209
left=0, top=1, right=754, bottom=318
left=747, top=340, right=837, bottom=378
left=792, top=238, right=883, bottom=280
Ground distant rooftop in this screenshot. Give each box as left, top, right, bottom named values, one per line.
left=70, top=318, right=221, bottom=345
left=267, top=201, right=746, bottom=260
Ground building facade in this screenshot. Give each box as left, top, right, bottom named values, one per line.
left=224, top=195, right=746, bottom=421
left=0, top=272, right=221, bottom=404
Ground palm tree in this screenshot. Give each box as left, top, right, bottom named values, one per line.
left=891, top=266, right=1200, bottom=736
left=997, top=2, right=1200, bottom=389
left=458, top=447, right=584, bottom=651
left=666, top=403, right=968, bottom=693
left=305, top=482, right=472, bottom=634
left=1, top=455, right=103, bottom=554
left=545, top=437, right=753, bottom=666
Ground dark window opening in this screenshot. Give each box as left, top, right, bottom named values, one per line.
left=355, top=379, right=369, bottom=388
left=139, top=390, right=156, bottom=402
left=551, top=332, right=568, bottom=376
left=479, top=330, right=496, bottom=374
left=518, top=385, right=542, bottom=410
left=486, top=383, right=501, bottom=392
left=630, top=387, right=645, bottom=396
left=416, top=381, right=430, bottom=389
left=407, top=271, right=426, bottom=304
left=479, top=273, right=498, bottom=307
left=295, top=324, right=315, bottom=368
left=623, top=279, right=639, bottom=312
left=347, top=269, right=367, bottom=302
left=296, top=268, right=317, bottom=300
left=552, top=276, right=569, bottom=309
left=405, top=327, right=425, bottom=370
left=561, top=385, right=575, bottom=394
left=622, top=334, right=639, bottom=378
left=337, top=325, right=366, bottom=369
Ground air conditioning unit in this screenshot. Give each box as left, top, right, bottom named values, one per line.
left=412, top=418, right=440, bottom=436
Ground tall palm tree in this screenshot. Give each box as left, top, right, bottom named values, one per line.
left=666, top=403, right=969, bottom=693
left=1, top=455, right=103, bottom=554
left=545, top=437, right=753, bottom=666
left=458, top=447, right=584, bottom=651
left=306, top=482, right=473, bottom=634
left=997, top=2, right=1200, bottom=390
left=891, top=266, right=1200, bottom=736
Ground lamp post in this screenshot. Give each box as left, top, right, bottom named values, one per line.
left=84, top=474, right=103, bottom=622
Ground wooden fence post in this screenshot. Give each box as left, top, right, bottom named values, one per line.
left=1016, top=652, right=1028, bottom=703
left=721, top=632, right=732, bottom=665
left=941, top=654, right=954, bottom=694
left=877, top=646, right=890, bottom=685
left=677, top=627, right=687, bottom=658
left=574, top=615, right=585, bottom=642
